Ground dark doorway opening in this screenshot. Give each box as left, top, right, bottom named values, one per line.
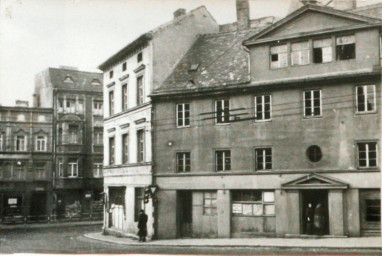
left=177, top=191, right=192, bottom=238
left=302, top=190, right=329, bottom=235
left=30, top=192, right=47, bottom=221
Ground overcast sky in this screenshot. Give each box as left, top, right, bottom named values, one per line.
left=0, top=0, right=380, bottom=106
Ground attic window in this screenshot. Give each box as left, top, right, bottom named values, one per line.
left=270, top=45, right=287, bottom=69
left=64, top=76, right=74, bottom=83
left=189, top=64, right=199, bottom=72
left=91, top=79, right=101, bottom=86
left=313, top=38, right=332, bottom=64
left=137, top=52, right=143, bottom=63
left=336, top=35, right=355, bottom=61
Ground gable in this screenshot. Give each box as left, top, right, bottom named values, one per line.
left=263, top=10, right=364, bottom=39
left=282, top=173, right=348, bottom=190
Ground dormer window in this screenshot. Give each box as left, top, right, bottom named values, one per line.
left=137, top=52, right=143, bottom=63
left=336, top=35, right=355, bottom=60
left=291, top=41, right=309, bottom=66
left=64, top=76, right=74, bottom=83
left=313, top=38, right=332, bottom=63
left=270, top=45, right=288, bottom=69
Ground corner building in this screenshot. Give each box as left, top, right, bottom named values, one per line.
left=99, top=7, right=219, bottom=238
left=151, top=3, right=381, bottom=238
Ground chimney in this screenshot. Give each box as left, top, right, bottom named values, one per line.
left=174, top=8, right=186, bottom=19
left=15, top=100, right=29, bottom=107
left=33, top=94, right=39, bottom=107
left=236, top=0, right=250, bottom=31
left=333, top=0, right=356, bottom=10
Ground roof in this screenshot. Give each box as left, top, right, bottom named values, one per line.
left=98, top=6, right=215, bottom=71
left=349, top=2, right=382, bottom=19
left=152, top=27, right=265, bottom=96
left=47, top=67, right=103, bottom=91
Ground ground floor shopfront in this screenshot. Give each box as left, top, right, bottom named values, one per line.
left=156, top=172, right=381, bottom=239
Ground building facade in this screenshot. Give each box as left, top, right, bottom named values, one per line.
left=151, top=2, right=381, bottom=238
left=34, top=67, right=104, bottom=220
left=0, top=102, right=53, bottom=223
left=98, top=6, right=219, bottom=238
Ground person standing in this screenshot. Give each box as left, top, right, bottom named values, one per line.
left=313, top=203, right=326, bottom=235
left=138, top=210, right=148, bottom=242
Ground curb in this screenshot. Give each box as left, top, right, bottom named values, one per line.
left=83, top=233, right=382, bottom=252
left=0, top=221, right=102, bottom=231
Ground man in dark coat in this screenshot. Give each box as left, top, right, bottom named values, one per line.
left=138, top=210, right=148, bottom=242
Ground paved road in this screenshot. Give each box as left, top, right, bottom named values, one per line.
left=0, top=225, right=379, bottom=255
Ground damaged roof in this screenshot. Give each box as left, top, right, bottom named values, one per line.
left=153, top=27, right=264, bottom=96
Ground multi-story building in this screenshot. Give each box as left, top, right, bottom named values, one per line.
left=34, top=66, right=104, bottom=219
left=98, top=7, right=219, bottom=238
left=0, top=101, right=53, bottom=223
left=151, top=1, right=381, bottom=238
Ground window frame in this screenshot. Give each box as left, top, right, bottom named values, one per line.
left=215, top=149, right=231, bottom=172
left=313, top=38, right=333, bottom=64
left=357, top=141, right=378, bottom=169
left=68, top=161, right=78, bottom=178
left=0, top=133, right=3, bottom=151
left=336, top=35, right=356, bottom=61
left=15, top=135, right=27, bottom=152
left=134, top=187, right=144, bottom=222
left=203, top=191, right=217, bottom=216
left=109, top=70, right=114, bottom=79
left=122, top=133, right=129, bottom=164
left=137, top=52, right=143, bottom=63
left=231, top=190, right=275, bottom=217
left=176, top=151, right=191, bottom=173
left=355, top=85, right=377, bottom=114
left=109, top=90, right=115, bottom=116
left=303, top=89, right=322, bottom=118
left=58, top=158, right=64, bottom=178
left=254, top=147, right=272, bottom=171
left=136, top=75, right=144, bottom=106
left=93, top=162, right=103, bottom=177
left=109, top=136, right=115, bottom=165
left=254, top=95, right=272, bottom=122
left=122, top=83, right=128, bottom=111
left=137, top=129, right=145, bottom=163
left=35, top=135, right=47, bottom=152
left=122, top=62, right=127, bottom=71
left=215, top=99, right=230, bottom=124
left=270, top=44, right=288, bottom=69
left=291, top=41, right=310, bottom=66
left=176, top=103, right=190, bottom=128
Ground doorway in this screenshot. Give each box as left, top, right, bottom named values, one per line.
left=30, top=192, right=47, bottom=220
left=301, top=190, right=329, bottom=235
left=177, top=191, right=192, bottom=237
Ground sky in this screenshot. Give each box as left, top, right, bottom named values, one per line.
left=0, top=0, right=381, bottom=106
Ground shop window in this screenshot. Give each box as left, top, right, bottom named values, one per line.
left=254, top=95, right=271, bottom=121
left=358, top=142, right=377, bottom=168
left=176, top=152, right=191, bottom=172
left=306, top=145, right=322, bottom=162
left=303, top=90, right=321, bottom=117
left=232, top=190, right=275, bottom=216
left=109, top=136, right=115, bottom=165
left=215, top=150, right=231, bottom=171
left=137, top=129, right=145, bottom=162
left=68, top=160, right=78, bottom=178
left=36, top=135, right=47, bottom=152
left=176, top=103, right=190, bottom=128
left=93, top=102, right=103, bottom=116
left=137, top=76, right=144, bottom=105
left=134, top=188, right=144, bottom=222
left=365, top=199, right=381, bottom=222
left=291, top=41, right=310, bottom=66
left=215, top=99, right=230, bottom=124
left=313, top=38, right=332, bottom=63
left=15, top=135, right=27, bottom=151
left=93, top=162, right=103, bottom=177
left=336, top=35, right=355, bottom=60
left=122, top=84, right=128, bottom=111
left=122, top=62, right=127, bottom=71
left=122, top=133, right=129, bottom=164
left=356, top=85, right=376, bottom=113
left=255, top=148, right=272, bottom=170
left=109, top=90, right=115, bottom=116
left=270, top=44, right=288, bottom=69
left=203, top=191, right=217, bottom=216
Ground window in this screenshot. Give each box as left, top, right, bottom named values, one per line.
left=358, top=142, right=377, bottom=168
left=177, top=103, right=190, bottom=127
left=291, top=41, right=310, bottom=66
left=203, top=192, right=217, bottom=216
left=255, top=148, right=272, bottom=170
left=254, top=95, right=271, bottom=121
left=17, top=114, right=25, bottom=121
left=15, top=135, right=27, bottom=151
left=77, top=101, right=84, bottom=114
left=336, top=35, right=355, bottom=60
left=109, top=91, right=114, bottom=116
left=36, top=135, right=47, bottom=152
left=303, top=90, right=321, bottom=117
left=109, top=137, right=115, bottom=165
left=137, top=130, right=145, bottom=162
left=122, top=62, right=127, bottom=71
left=0, top=133, right=3, bottom=151
left=176, top=152, right=191, bottom=172
left=58, top=99, right=64, bottom=112
left=137, top=52, right=143, bottom=63
left=216, top=150, right=231, bottom=171
left=65, top=99, right=76, bottom=113
left=356, top=85, right=376, bottom=113
left=38, top=115, right=46, bottom=122
left=94, top=131, right=103, bottom=145
left=122, top=84, right=128, bottom=111
left=215, top=99, right=230, bottom=124
left=232, top=190, right=275, bottom=216
left=34, top=162, right=46, bottom=180
left=93, top=162, right=103, bottom=177
left=137, top=76, right=144, bottom=105
left=14, top=162, right=25, bottom=180
left=58, top=158, right=64, bottom=178
left=313, top=38, right=332, bottom=63
left=270, top=44, right=288, bottom=69
left=93, top=102, right=103, bottom=115
left=109, top=70, right=113, bottom=79
left=306, top=145, right=322, bottom=162
left=365, top=199, right=381, bottom=222
left=122, top=133, right=129, bottom=164
left=134, top=188, right=144, bottom=221
left=68, top=124, right=79, bottom=144
left=68, top=161, right=78, bottom=178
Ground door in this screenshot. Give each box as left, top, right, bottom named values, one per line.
left=109, top=187, right=125, bottom=230
left=301, top=190, right=329, bottom=235
left=360, top=189, right=381, bottom=236
left=178, top=191, right=192, bottom=237
left=30, top=192, right=47, bottom=221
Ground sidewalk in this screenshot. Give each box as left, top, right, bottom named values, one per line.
left=0, top=220, right=102, bottom=231
left=85, top=232, right=382, bottom=250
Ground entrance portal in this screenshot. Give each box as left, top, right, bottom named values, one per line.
left=177, top=191, right=192, bottom=237
left=30, top=192, right=47, bottom=221
left=301, top=190, right=329, bottom=235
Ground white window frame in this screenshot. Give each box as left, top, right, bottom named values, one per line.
left=68, top=161, right=78, bottom=178
left=94, top=131, right=103, bottom=145
left=291, top=41, right=310, bottom=66
left=15, top=135, right=27, bottom=152
left=215, top=99, right=230, bottom=124
left=176, top=152, right=191, bottom=172
left=137, top=129, right=145, bottom=163
left=36, top=135, right=47, bottom=152
left=303, top=90, right=322, bottom=118
left=109, top=90, right=115, bottom=116
left=122, top=83, right=128, bottom=111
left=93, top=101, right=103, bottom=116
left=122, top=133, right=129, bottom=164
left=254, top=95, right=272, bottom=122
left=0, top=133, right=3, bottom=151
left=270, top=44, right=288, bottom=69
left=358, top=142, right=378, bottom=168
left=255, top=148, right=272, bottom=171
left=93, top=163, right=103, bottom=177
left=137, top=76, right=144, bottom=106
left=176, top=103, right=190, bottom=128
left=356, top=85, right=376, bottom=114
left=215, top=150, right=231, bottom=172
left=313, top=38, right=333, bottom=64
left=58, top=158, right=64, bottom=178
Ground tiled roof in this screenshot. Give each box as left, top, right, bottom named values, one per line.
left=48, top=68, right=103, bottom=91
left=153, top=27, right=264, bottom=96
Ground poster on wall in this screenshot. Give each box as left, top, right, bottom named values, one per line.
left=242, top=204, right=252, bottom=215
left=8, top=198, right=18, bottom=205
left=232, top=203, right=242, bottom=214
